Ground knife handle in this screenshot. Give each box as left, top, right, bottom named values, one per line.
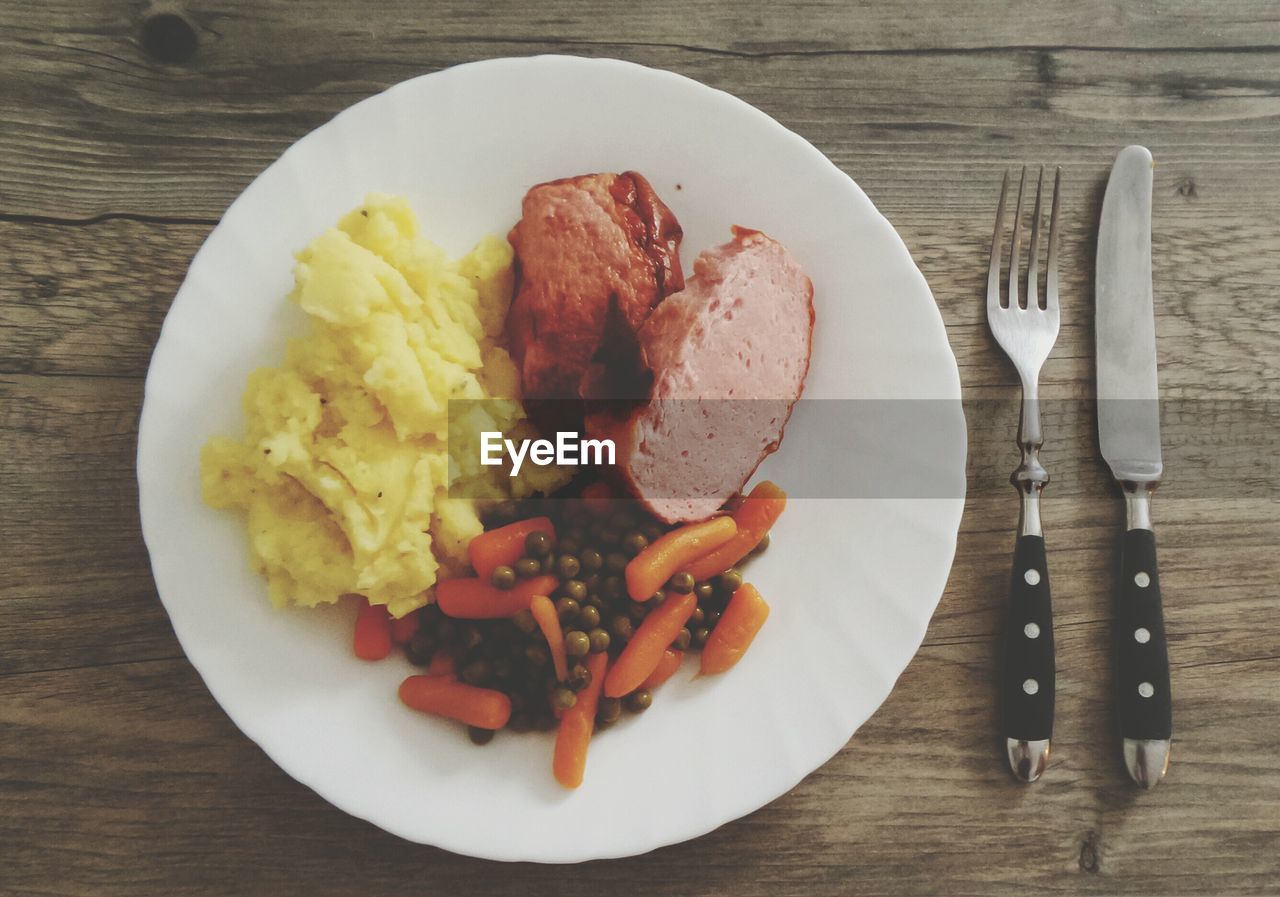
left=1000, top=534, right=1055, bottom=744
left=1115, top=527, right=1172, bottom=741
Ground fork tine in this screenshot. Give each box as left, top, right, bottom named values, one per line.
left=1007, top=167, right=1027, bottom=310
left=987, top=169, right=1009, bottom=315
left=1045, top=166, right=1062, bottom=311
left=1026, top=166, right=1045, bottom=310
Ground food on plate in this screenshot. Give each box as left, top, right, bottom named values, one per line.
left=398, top=675, right=513, bottom=730
left=684, top=481, right=787, bottom=581
left=393, top=487, right=781, bottom=787
left=200, top=194, right=568, bottom=618
left=623, top=516, right=738, bottom=601
left=506, top=171, right=684, bottom=402
left=553, top=651, right=609, bottom=788
left=590, top=226, right=814, bottom=523
left=202, top=175, right=804, bottom=789
left=603, top=590, right=697, bottom=698
left=700, top=583, right=771, bottom=675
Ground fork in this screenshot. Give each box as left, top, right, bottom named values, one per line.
left=987, top=166, right=1062, bottom=783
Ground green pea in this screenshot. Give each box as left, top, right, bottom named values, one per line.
left=717, top=568, right=744, bottom=594
left=567, top=664, right=593, bottom=692
left=672, top=628, right=691, bottom=650
left=460, top=660, right=489, bottom=684
left=524, top=530, right=553, bottom=558
left=564, top=630, right=591, bottom=658
left=468, top=726, right=495, bottom=745
left=693, top=627, right=711, bottom=647
left=611, top=615, right=634, bottom=640
left=667, top=571, right=695, bottom=593
left=605, top=551, right=629, bottom=573
left=596, top=697, right=623, bottom=725
left=512, top=608, right=538, bottom=634
left=515, top=557, right=541, bottom=578
left=577, top=604, right=601, bottom=629
left=622, top=532, right=649, bottom=556
left=695, top=582, right=715, bottom=601
left=751, top=532, right=771, bottom=555
left=555, top=597, right=580, bottom=621
left=580, top=549, right=604, bottom=572
left=624, top=688, right=653, bottom=713
left=588, top=628, right=611, bottom=653
left=556, top=554, right=582, bottom=579
left=551, top=687, right=578, bottom=711
left=562, top=579, right=588, bottom=603
left=490, top=565, right=517, bottom=590
left=404, top=631, right=435, bottom=667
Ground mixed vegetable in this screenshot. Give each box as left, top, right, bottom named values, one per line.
left=352, top=479, right=786, bottom=788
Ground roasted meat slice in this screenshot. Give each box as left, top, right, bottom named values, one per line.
left=591, top=227, right=814, bottom=523
left=507, top=171, right=683, bottom=402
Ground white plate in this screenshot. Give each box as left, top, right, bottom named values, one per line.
left=137, top=56, right=966, bottom=862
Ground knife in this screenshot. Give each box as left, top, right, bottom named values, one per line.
left=1096, top=144, right=1172, bottom=789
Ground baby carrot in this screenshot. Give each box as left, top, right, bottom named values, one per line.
left=399, top=675, right=512, bottom=729
left=436, top=574, right=558, bottom=618
left=553, top=651, right=609, bottom=789
left=641, top=648, right=685, bottom=690
left=390, top=611, right=420, bottom=645
left=468, top=516, right=556, bottom=579
left=604, top=592, right=697, bottom=698
left=530, top=594, right=569, bottom=682
left=353, top=598, right=392, bottom=660
left=685, top=482, right=787, bottom=581
left=700, top=583, right=771, bottom=675
left=625, top=517, right=738, bottom=601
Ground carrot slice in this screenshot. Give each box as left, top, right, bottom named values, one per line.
left=530, top=594, right=569, bottom=682
left=604, top=592, right=697, bottom=697
left=701, top=583, right=771, bottom=675
left=625, top=517, right=737, bottom=601
left=685, top=482, right=787, bottom=581
left=353, top=598, right=392, bottom=660
left=580, top=481, right=614, bottom=516
left=553, top=651, right=609, bottom=788
left=436, top=574, right=558, bottom=619
left=468, top=516, right=556, bottom=579
left=399, top=675, right=512, bottom=729
left=641, top=648, right=684, bottom=690
left=390, top=611, right=420, bottom=645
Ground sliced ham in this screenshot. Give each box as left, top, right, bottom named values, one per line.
left=592, top=227, right=814, bottom=523
left=507, top=171, right=683, bottom=402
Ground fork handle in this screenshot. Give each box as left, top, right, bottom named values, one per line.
left=1000, top=534, right=1055, bottom=751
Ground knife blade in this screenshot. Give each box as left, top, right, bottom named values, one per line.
left=1096, top=144, right=1172, bottom=789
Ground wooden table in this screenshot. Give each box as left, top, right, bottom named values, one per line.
left=3, top=2, right=1278, bottom=894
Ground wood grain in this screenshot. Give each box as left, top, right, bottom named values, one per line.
left=2, top=1, right=1279, bottom=894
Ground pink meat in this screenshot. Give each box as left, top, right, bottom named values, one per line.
left=592, top=227, right=814, bottom=523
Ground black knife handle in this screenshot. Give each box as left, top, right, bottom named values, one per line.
left=1115, top=528, right=1172, bottom=740
left=1000, top=535, right=1055, bottom=742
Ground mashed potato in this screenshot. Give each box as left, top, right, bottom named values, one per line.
left=201, top=194, right=567, bottom=618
